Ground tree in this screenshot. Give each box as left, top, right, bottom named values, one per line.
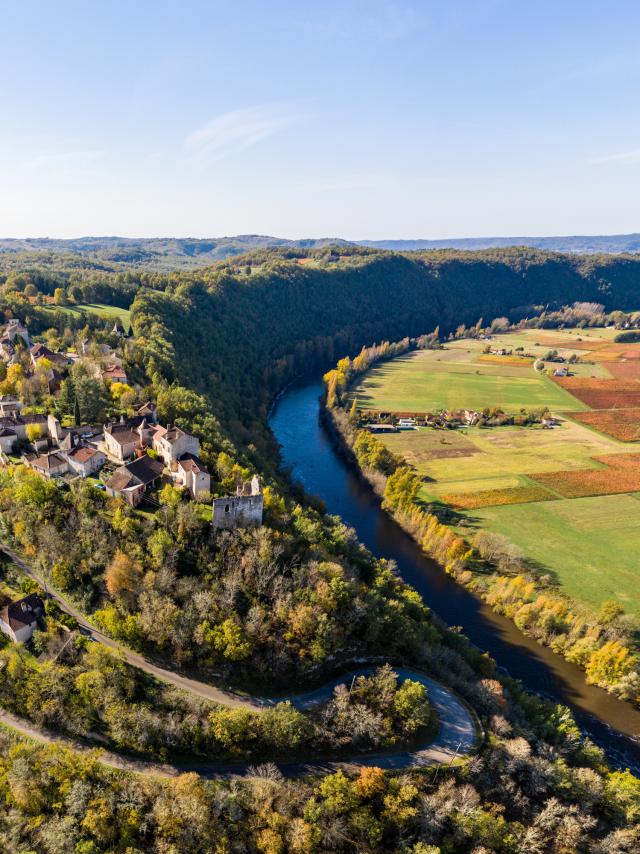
left=74, top=395, right=81, bottom=426
left=56, top=377, right=76, bottom=419
left=68, top=285, right=84, bottom=303
left=105, top=549, right=142, bottom=599
left=75, top=375, right=109, bottom=423
left=53, top=287, right=68, bottom=306
left=109, top=381, right=135, bottom=402
left=25, top=423, right=42, bottom=444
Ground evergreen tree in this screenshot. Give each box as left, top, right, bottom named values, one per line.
left=56, top=377, right=76, bottom=419
left=73, top=395, right=81, bottom=426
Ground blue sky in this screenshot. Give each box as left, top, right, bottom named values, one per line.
left=2, top=1, right=640, bottom=239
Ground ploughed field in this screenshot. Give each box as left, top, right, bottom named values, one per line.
left=351, top=327, right=640, bottom=617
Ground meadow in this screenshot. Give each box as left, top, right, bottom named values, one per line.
left=41, top=302, right=132, bottom=331
left=474, top=494, right=640, bottom=617
left=353, top=348, right=587, bottom=413
left=353, top=327, right=640, bottom=615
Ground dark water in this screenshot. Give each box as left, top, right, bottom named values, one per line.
left=269, top=381, right=640, bottom=772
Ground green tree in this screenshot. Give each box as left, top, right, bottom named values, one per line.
left=53, top=287, right=68, bottom=306
left=75, top=375, right=109, bottom=423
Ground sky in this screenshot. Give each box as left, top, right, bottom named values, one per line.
left=2, top=0, right=640, bottom=240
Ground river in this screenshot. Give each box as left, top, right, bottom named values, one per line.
left=269, top=380, right=640, bottom=772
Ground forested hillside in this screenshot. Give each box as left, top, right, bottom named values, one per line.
left=131, top=246, right=640, bottom=447
left=1, top=246, right=640, bottom=851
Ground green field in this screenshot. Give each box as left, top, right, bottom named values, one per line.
left=42, top=302, right=131, bottom=331
left=352, top=349, right=588, bottom=413
left=352, top=329, right=640, bottom=615
left=383, top=417, right=633, bottom=491
left=473, top=495, right=640, bottom=617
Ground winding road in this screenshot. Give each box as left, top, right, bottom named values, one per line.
left=0, top=544, right=480, bottom=778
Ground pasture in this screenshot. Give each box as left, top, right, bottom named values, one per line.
left=41, top=302, right=132, bottom=331
left=352, top=348, right=586, bottom=413
left=473, top=495, right=640, bottom=618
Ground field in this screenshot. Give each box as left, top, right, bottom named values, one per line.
left=474, top=495, right=640, bottom=617
left=353, top=327, right=640, bottom=615
left=353, top=348, right=587, bottom=413
left=569, top=408, right=640, bottom=441
left=41, top=302, right=132, bottom=331
left=531, top=453, right=640, bottom=498
left=552, top=376, right=640, bottom=409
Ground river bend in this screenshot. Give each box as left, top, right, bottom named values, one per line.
left=269, top=381, right=640, bottom=772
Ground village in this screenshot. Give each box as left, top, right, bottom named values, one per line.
left=0, top=314, right=264, bottom=643
left=365, top=406, right=557, bottom=433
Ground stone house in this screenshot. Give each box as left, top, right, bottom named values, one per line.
left=30, top=342, right=71, bottom=369
left=26, top=452, right=69, bottom=478
left=102, top=364, right=128, bottom=385
left=65, top=445, right=106, bottom=477
left=103, top=419, right=144, bottom=461
left=212, top=475, right=263, bottom=529
left=105, top=453, right=164, bottom=506
left=0, top=395, right=22, bottom=418
left=0, top=320, right=30, bottom=363
left=0, top=594, right=44, bottom=642
left=175, top=453, right=211, bottom=499
left=135, top=401, right=158, bottom=423
left=0, top=428, right=17, bottom=454
left=152, top=425, right=199, bottom=469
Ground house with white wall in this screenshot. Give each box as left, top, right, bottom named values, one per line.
left=0, top=594, right=44, bottom=642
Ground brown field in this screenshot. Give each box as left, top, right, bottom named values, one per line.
left=442, top=484, right=556, bottom=509
left=591, top=344, right=640, bottom=362
left=606, top=361, right=640, bottom=380
left=569, top=408, right=640, bottom=441
left=531, top=453, right=640, bottom=498
left=420, top=446, right=479, bottom=460
left=537, top=337, right=609, bottom=351
left=552, top=376, right=640, bottom=408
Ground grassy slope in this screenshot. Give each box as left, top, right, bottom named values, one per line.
left=41, top=303, right=131, bottom=330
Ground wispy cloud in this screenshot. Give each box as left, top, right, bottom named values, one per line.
left=23, top=150, right=104, bottom=171
left=591, top=149, right=640, bottom=165
left=185, top=104, right=302, bottom=164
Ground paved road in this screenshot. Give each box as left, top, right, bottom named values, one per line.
left=0, top=543, right=480, bottom=777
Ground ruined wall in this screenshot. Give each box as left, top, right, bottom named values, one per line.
left=211, top=492, right=263, bottom=529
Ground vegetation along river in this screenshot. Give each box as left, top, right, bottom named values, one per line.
left=269, top=380, right=640, bottom=773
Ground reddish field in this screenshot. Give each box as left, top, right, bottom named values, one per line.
left=606, top=361, right=640, bottom=380
left=552, top=376, right=640, bottom=408
left=531, top=453, right=640, bottom=498
left=537, top=337, right=608, bottom=351
left=569, top=408, right=640, bottom=441
left=442, top=485, right=555, bottom=509
left=591, top=344, right=640, bottom=362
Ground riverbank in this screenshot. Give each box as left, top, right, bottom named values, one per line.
left=323, top=396, right=640, bottom=711
left=269, top=380, right=640, bottom=772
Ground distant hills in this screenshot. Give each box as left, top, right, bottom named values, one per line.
left=0, top=232, right=639, bottom=271
left=359, top=234, right=640, bottom=253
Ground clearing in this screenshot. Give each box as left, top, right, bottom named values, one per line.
left=41, top=302, right=132, bottom=331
